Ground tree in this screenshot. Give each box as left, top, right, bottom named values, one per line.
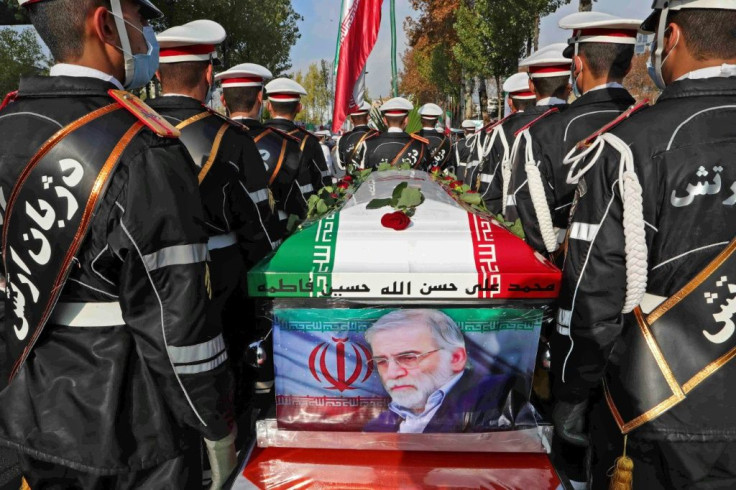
left=154, top=0, right=302, bottom=75
left=579, top=0, right=594, bottom=11
left=0, top=27, right=50, bottom=96
left=0, top=0, right=29, bottom=25
left=624, top=53, right=660, bottom=104
left=293, top=60, right=333, bottom=127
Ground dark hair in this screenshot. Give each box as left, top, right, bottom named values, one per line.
left=158, top=61, right=210, bottom=92
left=510, top=97, right=535, bottom=111
left=269, top=100, right=300, bottom=117
left=222, top=86, right=261, bottom=113
left=669, top=9, right=736, bottom=61
left=29, top=0, right=108, bottom=61
left=530, top=75, right=569, bottom=99
left=579, top=43, right=634, bottom=80
left=350, top=113, right=369, bottom=125
left=384, top=114, right=406, bottom=126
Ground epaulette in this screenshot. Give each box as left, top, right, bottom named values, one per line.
left=0, top=90, right=18, bottom=111
left=576, top=100, right=650, bottom=150
left=514, top=107, right=559, bottom=137
left=364, top=130, right=381, bottom=141
left=293, top=126, right=316, bottom=137
left=108, top=89, right=180, bottom=138
left=268, top=125, right=302, bottom=143
left=483, top=112, right=514, bottom=133
left=410, top=133, right=430, bottom=145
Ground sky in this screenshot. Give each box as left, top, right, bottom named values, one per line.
left=289, top=0, right=653, bottom=98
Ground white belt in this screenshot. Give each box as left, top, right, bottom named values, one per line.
left=50, top=301, right=124, bottom=327
left=208, top=232, right=237, bottom=251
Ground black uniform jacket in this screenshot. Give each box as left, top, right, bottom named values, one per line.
left=0, top=76, right=233, bottom=473
left=147, top=96, right=281, bottom=262
left=362, top=130, right=430, bottom=170
left=264, top=119, right=331, bottom=193
left=233, top=117, right=308, bottom=225
left=476, top=106, right=553, bottom=215
left=336, top=125, right=376, bottom=171
left=511, top=88, right=635, bottom=254
left=418, top=128, right=452, bottom=169
left=551, top=77, right=736, bottom=441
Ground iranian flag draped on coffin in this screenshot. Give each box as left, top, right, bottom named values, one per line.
left=248, top=170, right=561, bottom=435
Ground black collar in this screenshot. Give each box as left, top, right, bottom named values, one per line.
left=18, top=75, right=117, bottom=98
left=571, top=87, right=635, bottom=108
left=658, top=77, right=736, bottom=102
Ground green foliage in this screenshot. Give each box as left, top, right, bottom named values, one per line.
left=454, top=0, right=570, bottom=80
left=495, top=213, right=526, bottom=239
left=154, top=0, right=301, bottom=74
left=0, top=27, right=50, bottom=97
left=0, top=0, right=29, bottom=25
left=293, top=60, right=333, bottom=126
left=367, top=181, right=425, bottom=217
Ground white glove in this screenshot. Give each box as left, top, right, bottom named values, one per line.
left=204, top=428, right=237, bottom=490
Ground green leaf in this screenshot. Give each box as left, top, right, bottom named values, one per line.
left=399, top=162, right=412, bottom=170
left=397, top=186, right=423, bottom=208
left=460, top=193, right=482, bottom=205
left=377, top=162, right=393, bottom=171
left=392, top=182, right=408, bottom=201
left=286, top=214, right=302, bottom=233
left=367, top=198, right=392, bottom=209
left=508, top=218, right=525, bottom=239
left=316, top=200, right=329, bottom=215
left=404, top=208, right=416, bottom=218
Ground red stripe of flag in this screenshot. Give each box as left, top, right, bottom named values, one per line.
left=331, top=0, right=384, bottom=133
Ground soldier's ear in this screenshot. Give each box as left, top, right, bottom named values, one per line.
left=206, top=64, right=214, bottom=86
left=92, top=6, right=119, bottom=48
left=528, top=78, right=537, bottom=95
left=257, top=91, right=263, bottom=104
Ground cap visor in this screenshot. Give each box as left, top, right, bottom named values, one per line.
left=640, top=11, right=658, bottom=33
left=138, top=0, right=162, bottom=19
left=563, top=44, right=574, bottom=58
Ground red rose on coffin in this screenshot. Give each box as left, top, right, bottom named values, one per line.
left=429, top=165, right=441, bottom=174
left=330, top=193, right=339, bottom=198
left=467, top=190, right=477, bottom=194
left=443, top=176, right=454, bottom=181
left=337, top=181, right=350, bottom=189
left=450, top=180, right=463, bottom=189
left=381, top=211, right=411, bottom=231
left=342, top=175, right=353, bottom=182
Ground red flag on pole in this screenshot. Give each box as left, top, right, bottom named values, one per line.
left=331, top=0, right=383, bottom=133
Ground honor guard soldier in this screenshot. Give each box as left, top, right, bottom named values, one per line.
left=472, top=72, right=536, bottom=205
left=418, top=103, right=452, bottom=170
left=264, top=78, right=332, bottom=196
left=503, top=43, right=571, bottom=222
left=510, top=12, right=640, bottom=257
left=216, top=63, right=308, bottom=231
left=450, top=119, right=482, bottom=181
left=361, top=97, right=430, bottom=170
left=335, top=101, right=377, bottom=173
left=550, top=1, right=736, bottom=488
left=0, top=0, right=236, bottom=488
left=475, top=63, right=565, bottom=215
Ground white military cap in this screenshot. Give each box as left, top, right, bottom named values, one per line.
left=519, top=43, right=571, bottom=79
left=642, top=0, right=736, bottom=32
left=379, top=97, right=414, bottom=115
left=265, top=77, right=307, bottom=102
left=158, top=20, right=226, bottom=64
left=19, top=0, right=162, bottom=18
left=503, top=72, right=535, bottom=100
left=314, top=129, right=332, bottom=137
left=418, top=103, right=443, bottom=118
left=560, top=12, right=642, bottom=58
left=216, top=63, right=272, bottom=88
left=349, top=101, right=372, bottom=116
left=461, top=119, right=478, bottom=130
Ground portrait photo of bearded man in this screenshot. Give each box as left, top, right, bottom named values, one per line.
left=363, top=309, right=515, bottom=433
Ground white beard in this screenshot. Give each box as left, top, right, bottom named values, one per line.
left=384, top=352, right=456, bottom=411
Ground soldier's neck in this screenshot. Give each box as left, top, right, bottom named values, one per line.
left=161, top=86, right=205, bottom=104
left=230, top=111, right=257, bottom=120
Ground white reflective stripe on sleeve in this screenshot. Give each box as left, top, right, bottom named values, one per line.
left=480, top=173, right=493, bottom=183
left=207, top=232, right=237, bottom=251
left=506, top=195, right=516, bottom=206
left=557, top=308, right=572, bottom=327
left=174, top=351, right=228, bottom=375
left=278, top=210, right=288, bottom=221
left=249, top=188, right=269, bottom=204
left=50, top=301, right=124, bottom=327
left=569, top=222, right=600, bottom=242
left=557, top=324, right=570, bottom=335
left=143, top=243, right=208, bottom=271
left=300, top=183, right=314, bottom=194
left=272, top=239, right=283, bottom=248
left=168, top=333, right=226, bottom=365
left=457, top=162, right=467, bottom=168
left=321, top=170, right=332, bottom=177
left=640, top=292, right=667, bottom=315
left=255, top=380, right=274, bottom=393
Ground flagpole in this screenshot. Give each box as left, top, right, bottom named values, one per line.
left=390, top=0, right=398, bottom=96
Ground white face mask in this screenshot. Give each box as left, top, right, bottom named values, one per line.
left=649, top=9, right=680, bottom=91
left=107, top=0, right=159, bottom=90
